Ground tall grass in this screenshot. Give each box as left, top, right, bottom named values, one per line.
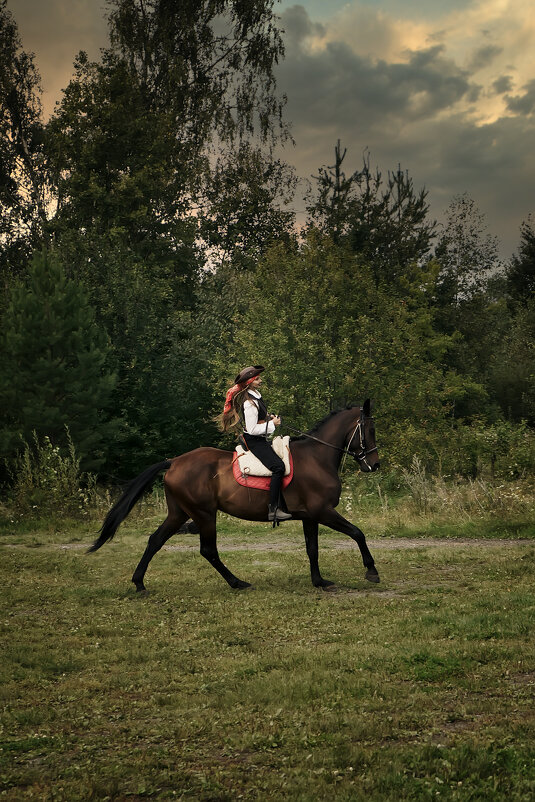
left=5, top=428, right=98, bottom=517
left=340, top=460, right=535, bottom=539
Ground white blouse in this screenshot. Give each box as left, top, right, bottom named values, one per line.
left=243, top=390, right=276, bottom=436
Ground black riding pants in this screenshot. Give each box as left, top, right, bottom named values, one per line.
left=242, top=433, right=285, bottom=508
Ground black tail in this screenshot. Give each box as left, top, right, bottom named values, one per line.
left=88, top=460, right=172, bottom=553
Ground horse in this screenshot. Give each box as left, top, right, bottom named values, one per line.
left=89, top=399, right=381, bottom=592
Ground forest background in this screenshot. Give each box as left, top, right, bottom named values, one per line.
left=1, top=0, right=534, bottom=517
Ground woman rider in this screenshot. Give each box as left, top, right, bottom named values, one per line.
left=218, top=366, right=291, bottom=523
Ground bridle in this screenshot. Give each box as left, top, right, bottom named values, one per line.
left=283, top=409, right=378, bottom=470
left=344, top=411, right=378, bottom=471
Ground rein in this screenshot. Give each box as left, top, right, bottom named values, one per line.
left=282, top=413, right=378, bottom=467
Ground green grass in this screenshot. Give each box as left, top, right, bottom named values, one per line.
left=1, top=514, right=535, bottom=800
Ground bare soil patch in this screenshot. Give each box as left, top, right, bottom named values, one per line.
left=1, top=536, right=530, bottom=551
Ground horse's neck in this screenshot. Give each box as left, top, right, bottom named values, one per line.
left=313, top=408, right=359, bottom=462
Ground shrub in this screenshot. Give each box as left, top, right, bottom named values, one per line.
left=6, top=428, right=98, bottom=518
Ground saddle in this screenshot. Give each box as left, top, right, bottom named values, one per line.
left=232, top=435, right=294, bottom=491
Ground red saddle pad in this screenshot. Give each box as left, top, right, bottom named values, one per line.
left=232, top=450, right=294, bottom=491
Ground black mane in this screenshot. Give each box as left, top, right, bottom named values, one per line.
left=290, top=404, right=360, bottom=441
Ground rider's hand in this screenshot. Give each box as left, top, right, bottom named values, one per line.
left=271, top=415, right=281, bottom=426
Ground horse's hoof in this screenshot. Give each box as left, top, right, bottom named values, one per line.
left=134, top=586, right=149, bottom=595
left=321, top=583, right=338, bottom=593
left=365, top=569, right=380, bottom=584
left=232, top=581, right=253, bottom=590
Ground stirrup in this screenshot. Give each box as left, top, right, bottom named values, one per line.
left=268, top=505, right=292, bottom=522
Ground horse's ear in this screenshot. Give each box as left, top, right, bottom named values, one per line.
left=363, top=399, right=371, bottom=416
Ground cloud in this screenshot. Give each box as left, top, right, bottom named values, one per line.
left=278, top=35, right=476, bottom=135
left=281, top=3, right=325, bottom=44
left=492, top=75, right=513, bottom=94
left=7, top=0, right=535, bottom=257
left=506, top=79, right=535, bottom=115
left=277, top=2, right=535, bottom=258
left=468, top=44, right=502, bottom=71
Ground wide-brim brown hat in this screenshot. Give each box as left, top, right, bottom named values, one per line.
left=234, top=365, right=265, bottom=384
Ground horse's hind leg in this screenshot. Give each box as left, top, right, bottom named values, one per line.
left=319, top=508, right=380, bottom=583
left=303, top=520, right=335, bottom=589
left=195, top=511, right=251, bottom=590
left=132, top=511, right=188, bottom=592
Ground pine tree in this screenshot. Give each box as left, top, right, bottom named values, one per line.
left=507, top=216, right=535, bottom=305
left=0, top=250, right=120, bottom=472
left=306, top=143, right=435, bottom=288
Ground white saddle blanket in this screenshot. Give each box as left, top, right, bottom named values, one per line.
left=235, top=435, right=291, bottom=477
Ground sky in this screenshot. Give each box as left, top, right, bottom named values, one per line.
left=8, top=0, right=535, bottom=259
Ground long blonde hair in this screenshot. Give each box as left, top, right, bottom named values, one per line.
left=215, top=386, right=255, bottom=432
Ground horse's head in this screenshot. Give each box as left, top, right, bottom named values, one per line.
left=349, top=399, right=380, bottom=473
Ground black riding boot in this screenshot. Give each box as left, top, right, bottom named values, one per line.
left=268, top=470, right=291, bottom=522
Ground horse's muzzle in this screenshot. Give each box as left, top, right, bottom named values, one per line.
left=371, top=462, right=380, bottom=472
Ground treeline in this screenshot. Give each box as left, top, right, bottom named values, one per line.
left=1, top=0, right=534, bottom=487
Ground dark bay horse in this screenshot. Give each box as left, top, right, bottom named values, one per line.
left=89, top=400, right=381, bottom=591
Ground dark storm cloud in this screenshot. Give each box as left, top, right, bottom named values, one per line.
left=278, top=36, right=476, bottom=134
left=468, top=44, right=502, bottom=71
left=506, top=80, right=535, bottom=115
left=492, top=75, right=513, bottom=95
left=277, top=5, right=535, bottom=259
left=404, top=113, right=535, bottom=253
left=281, top=3, right=325, bottom=42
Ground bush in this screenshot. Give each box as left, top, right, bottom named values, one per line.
left=5, top=428, right=98, bottom=518
left=460, top=419, right=535, bottom=479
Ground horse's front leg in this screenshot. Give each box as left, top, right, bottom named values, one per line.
left=303, top=519, right=335, bottom=589
left=318, top=507, right=380, bottom=583
left=195, top=511, right=251, bottom=590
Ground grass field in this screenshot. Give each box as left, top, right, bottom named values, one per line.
left=2, top=508, right=535, bottom=801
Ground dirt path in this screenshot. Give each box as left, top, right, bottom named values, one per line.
left=1, top=536, right=530, bottom=552
left=163, top=537, right=532, bottom=552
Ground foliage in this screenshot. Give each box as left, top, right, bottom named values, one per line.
left=0, top=0, right=47, bottom=280
left=212, top=232, right=487, bottom=471
left=0, top=249, right=120, bottom=473
left=5, top=428, right=98, bottom=517
left=38, top=1, right=293, bottom=475
left=432, top=195, right=509, bottom=412
left=507, top=215, right=535, bottom=304
left=200, top=141, right=296, bottom=270
left=488, top=304, right=535, bottom=425
left=435, top=193, right=500, bottom=303
left=306, top=142, right=436, bottom=288
left=46, top=0, right=289, bottom=259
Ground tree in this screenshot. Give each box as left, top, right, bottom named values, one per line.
left=489, top=297, right=535, bottom=425
left=0, top=0, right=47, bottom=280
left=211, top=232, right=484, bottom=470
left=46, top=0, right=289, bottom=267
left=38, top=1, right=293, bottom=473
left=0, top=249, right=120, bottom=473
left=435, top=194, right=500, bottom=305
left=432, top=194, right=507, bottom=410
left=200, top=141, right=296, bottom=270
left=306, top=143, right=435, bottom=288
left=507, top=215, right=535, bottom=305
